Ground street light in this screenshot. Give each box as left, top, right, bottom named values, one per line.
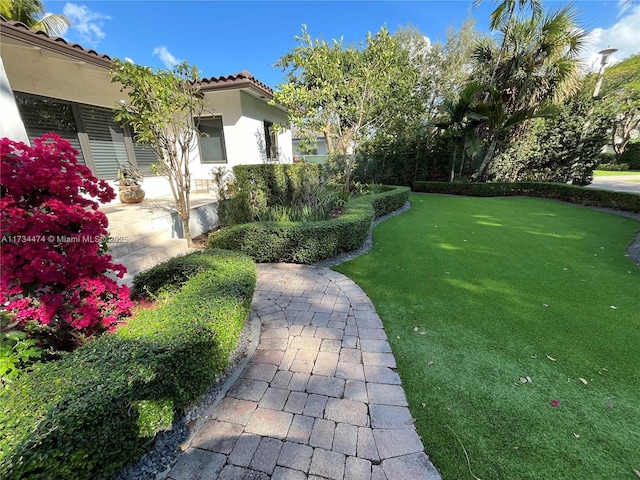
left=592, top=46, right=618, bottom=98
left=571, top=45, right=617, bottom=184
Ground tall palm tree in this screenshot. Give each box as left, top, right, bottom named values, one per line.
left=1, top=0, right=70, bottom=36
left=474, top=0, right=543, bottom=84
left=472, top=5, right=587, bottom=180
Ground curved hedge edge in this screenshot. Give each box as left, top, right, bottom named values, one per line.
left=411, top=181, right=640, bottom=214
left=0, top=249, right=256, bottom=480
left=208, top=185, right=410, bottom=263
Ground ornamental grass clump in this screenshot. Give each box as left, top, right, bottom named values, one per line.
left=0, top=134, right=131, bottom=352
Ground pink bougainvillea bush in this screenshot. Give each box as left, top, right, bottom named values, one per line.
left=1, top=134, right=131, bottom=350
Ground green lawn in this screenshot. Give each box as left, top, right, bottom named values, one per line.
left=335, top=194, right=640, bottom=480
left=593, top=170, right=640, bottom=176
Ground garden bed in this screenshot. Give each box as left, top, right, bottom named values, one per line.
left=0, top=250, right=256, bottom=480
left=209, top=185, right=410, bottom=263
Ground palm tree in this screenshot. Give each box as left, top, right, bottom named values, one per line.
left=1, top=0, right=70, bottom=36
left=473, top=86, right=557, bottom=180
left=433, top=82, right=484, bottom=181
left=474, top=0, right=543, bottom=84
left=472, top=5, right=587, bottom=179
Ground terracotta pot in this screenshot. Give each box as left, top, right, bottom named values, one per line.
left=119, top=185, right=145, bottom=204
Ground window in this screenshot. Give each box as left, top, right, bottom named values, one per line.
left=264, top=121, right=278, bottom=161
left=77, top=105, right=129, bottom=180
left=198, top=117, right=227, bottom=163
left=14, top=93, right=163, bottom=180
left=131, top=137, right=158, bottom=176
left=15, top=93, right=85, bottom=164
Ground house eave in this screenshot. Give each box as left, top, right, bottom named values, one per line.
left=0, top=18, right=112, bottom=70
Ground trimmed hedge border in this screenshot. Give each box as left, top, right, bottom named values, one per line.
left=208, top=185, right=410, bottom=263
left=0, top=249, right=256, bottom=480
left=412, top=182, right=640, bottom=213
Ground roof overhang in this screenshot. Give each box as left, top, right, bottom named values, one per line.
left=0, top=17, right=112, bottom=70
left=1, top=18, right=288, bottom=113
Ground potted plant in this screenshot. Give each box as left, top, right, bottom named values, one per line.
left=116, top=161, right=145, bottom=204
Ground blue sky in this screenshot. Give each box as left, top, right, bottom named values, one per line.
left=48, top=0, right=640, bottom=89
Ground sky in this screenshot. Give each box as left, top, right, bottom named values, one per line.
left=46, top=0, right=640, bottom=89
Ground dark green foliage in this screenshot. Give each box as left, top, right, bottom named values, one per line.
left=209, top=186, right=410, bottom=263
left=488, top=99, right=611, bottom=184
left=218, top=163, right=323, bottom=226
left=0, top=249, right=256, bottom=480
left=355, top=132, right=453, bottom=186
left=619, top=141, right=640, bottom=169
left=412, top=181, right=640, bottom=213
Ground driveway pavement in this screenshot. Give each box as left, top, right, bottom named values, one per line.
left=163, top=263, right=441, bottom=480
left=588, top=175, right=640, bottom=194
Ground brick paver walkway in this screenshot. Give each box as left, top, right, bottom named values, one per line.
left=165, top=264, right=441, bottom=480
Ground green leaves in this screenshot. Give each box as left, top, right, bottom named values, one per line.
left=274, top=25, right=421, bottom=189
left=110, top=58, right=206, bottom=245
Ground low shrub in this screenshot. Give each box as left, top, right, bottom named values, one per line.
left=0, top=249, right=256, bottom=480
left=218, top=163, right=323, bottom=226
left=598, top=163, right=630, bottom=171
left=209, top=186, right=410, bottom=263
left=411, top=181, right=640, bottom=213
left=130, top=250, right=224, bottom=300
left=0, top=311, right=42, bottom=387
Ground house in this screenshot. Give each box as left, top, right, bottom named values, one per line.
left=291, top=127, right=328, bottom=164
left=0, top=18, right=292, bottom=202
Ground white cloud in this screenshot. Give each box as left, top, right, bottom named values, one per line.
left=584, top=4, right=640, bottom=70
left=152, top=47, right=180, bottom=69
left=63, top=3, right=110, bottom=48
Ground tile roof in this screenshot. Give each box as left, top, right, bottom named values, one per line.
left=199, top=70, right=275, bottom=99
left=0, top=17, right=112, bottom=68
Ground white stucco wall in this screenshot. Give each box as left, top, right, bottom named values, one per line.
left=239, top=91, right=292, bottom=163
left=188, top=89, right=293, bottom=187
left=0, top=55, right=29, bottom=143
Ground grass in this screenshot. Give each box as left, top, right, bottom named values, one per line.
left=593, top=170, right=640, bottom=176
left=334, top=193, right=640, bottom=480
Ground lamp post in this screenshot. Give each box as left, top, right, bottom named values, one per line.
left=571, top=46, right=617, bottom=184
left=592, top=46, right=618, bottom=98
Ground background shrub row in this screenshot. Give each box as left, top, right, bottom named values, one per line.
left=209, top=185, right=410, bottom=263
left=597, top=162, right=630, bottom=171
left=0, top=249, right=256, bottom=480
left=412, top=181, right=640, bottom=213
left=219, top=163, right=323, bottom=225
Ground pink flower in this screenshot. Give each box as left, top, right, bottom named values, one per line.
left=551, top=399, right=560, bottom=407
left=1, top=134, right=129, bottom=347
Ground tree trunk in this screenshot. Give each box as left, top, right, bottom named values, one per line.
left=450, top=145, right=457, bottom=182
left=323, top=122, right=334, bottom=155
left=477, top=139, right=497, bottom=182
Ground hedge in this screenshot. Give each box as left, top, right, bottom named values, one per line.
left=209, top=185, right=410, bottom=263
left=411, top=181, right=640, bottom=213
left=0, top=249, right=256, bottom=480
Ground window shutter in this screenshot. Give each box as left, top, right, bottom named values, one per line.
left=78, top=106, right=129, bottom=181
left=132, top=140, right=158, bottom=176
left=14, top=93, right=85, bottom=164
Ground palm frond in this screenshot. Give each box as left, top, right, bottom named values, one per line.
left=33, top=13, right=70, bottom=36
